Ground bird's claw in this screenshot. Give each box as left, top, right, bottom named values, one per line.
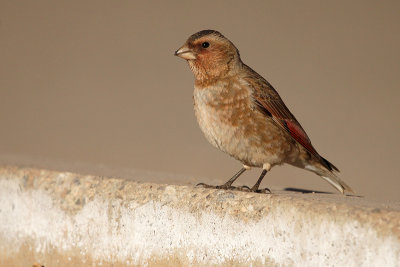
left=196, top=183, right=214, bottom=188
left=235, top=185, right=251, bottom=192
left=215, top=185, right=234, bottom=190
left=235, top=186, right=271, bottom=194
left=253, top=187, right=272, bottom=194
left=196, top=183, right=271, bottom=194
left=196, top=183, right=234, bottom=190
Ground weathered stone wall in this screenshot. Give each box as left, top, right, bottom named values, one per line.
left=0, top=166, right=399, bottom=266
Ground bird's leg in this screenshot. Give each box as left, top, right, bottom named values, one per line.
left=196, top=167, right=247, bottom=190
left=249, top=169, right=271, bottom=193
left=217, top=167, right=247, bottom=189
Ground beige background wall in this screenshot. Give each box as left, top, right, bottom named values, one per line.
left=0, top=1, right=399, bottom=201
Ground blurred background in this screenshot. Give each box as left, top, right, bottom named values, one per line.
left=0, top=1, right=399, bottom=201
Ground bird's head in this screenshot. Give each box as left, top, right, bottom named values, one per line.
left=175, top=30, right=242, bottom=82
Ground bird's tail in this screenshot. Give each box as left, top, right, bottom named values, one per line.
left=320, top=174, right=354, bottom=194
left=306, top=156, right=354, bottom=194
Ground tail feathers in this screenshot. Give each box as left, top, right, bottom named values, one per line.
left=318, top=156, right=354, bottom=194
left=321, top=156, right=339, bottom=172
left=321, top=175, right=354, bottom=194
left=305, top=156, right=353, bottom=194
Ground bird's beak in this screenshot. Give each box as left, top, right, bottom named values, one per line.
left=174, top=45, right=196, bottom=60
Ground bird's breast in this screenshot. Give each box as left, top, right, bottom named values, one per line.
left=192, top=80, right=296, bottom=167
left=193, top=82, right=253, bottom=151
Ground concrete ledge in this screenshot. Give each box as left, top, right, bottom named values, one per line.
left=0, top=166, right=399, bottom=266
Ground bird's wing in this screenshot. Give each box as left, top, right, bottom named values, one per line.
left=242, top=65, right=332, bottom=169
left=254, top=94, right=318, bottom=157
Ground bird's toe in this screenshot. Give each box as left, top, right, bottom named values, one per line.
left=256, top=187, right=272, bottom=194
left=196, top=183, right=214, bottom=188
left=235, top=185, right=251, bottom=192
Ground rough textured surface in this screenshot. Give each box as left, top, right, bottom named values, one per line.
left=0, top=166, right=399, bottom=266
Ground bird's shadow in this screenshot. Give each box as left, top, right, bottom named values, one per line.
left=283, top=187, right=333, bottom=194
left=283, top=187, right=363, bottom=198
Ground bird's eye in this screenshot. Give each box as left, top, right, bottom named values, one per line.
left=201, top=42, right=210, bottom=48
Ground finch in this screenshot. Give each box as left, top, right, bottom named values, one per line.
left=175, top=30, right=353, bottom=194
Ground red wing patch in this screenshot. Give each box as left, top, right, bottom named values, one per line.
left=284, top=120, right=317, bottom=155
left=254, top=97, right=320, bottom=159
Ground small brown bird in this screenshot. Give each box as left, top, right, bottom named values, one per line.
left=175, top=30, right=353, bottom=194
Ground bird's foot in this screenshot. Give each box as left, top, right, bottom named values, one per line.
left=196, top=182, right=235, bottom=190
left=236, top=185, right=251, bottom=191
left=254, top=187, right=272, bottom=194
left=236, top=185, right=271, bottom=194
left=196, top=183, right=271, bottom=194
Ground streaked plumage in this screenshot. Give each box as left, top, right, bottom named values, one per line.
left=175, top=30, right=353, bottom=194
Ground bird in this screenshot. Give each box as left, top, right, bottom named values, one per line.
left=174, top=30, right=353, bottom=194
